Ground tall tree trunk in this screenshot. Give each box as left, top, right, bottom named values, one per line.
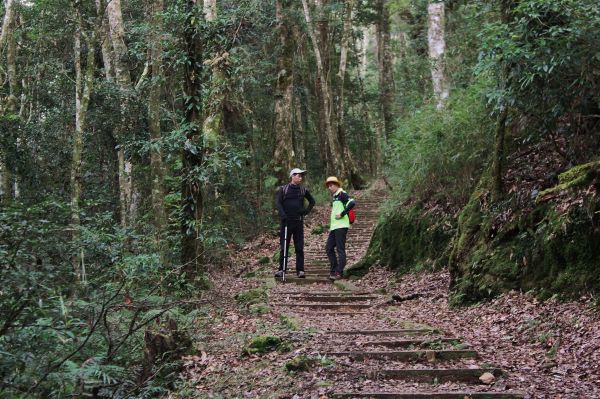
left=71, top=2, right=95, bottom=281
left=376, top=0, right=395, bottom=140
left=335, top=0, right=364, bottom=188
left=292, top=92, right=306, bottom=168
left=96, top=0, right=114, bottom=81
left=148, top=0, right=167, bottom=257
left=0, top=0, right=14, bottom=47
left=107, top=0, right=135, bottom=228
left=301, top=0, right=347, bottom=180
left=491, top=0, right=515, bottom=201
left=273, top=0, right=295, bottom=182
left=0, top=0, right=16, bottom=201
left=202, top=0, right=223, bottom=148
left=427, top=2, right=448, bottom=110
left=181, top=0, right=204, bottom=272
left=492, top=108, right=507, bottom=201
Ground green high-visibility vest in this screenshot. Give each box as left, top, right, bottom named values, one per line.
left=330, top=188, right=352, bottom=230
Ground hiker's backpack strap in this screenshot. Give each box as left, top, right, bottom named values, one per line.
left=282, top=184, right=306, bottom=199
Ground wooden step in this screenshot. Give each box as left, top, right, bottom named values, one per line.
left=275, top=290, right=372, bottom=295
left=279, top=302, right=373, bottom=309
left=359, top=368, right=503, bottom=383
left=326, top=349, right=478, bottom=361
left=280, top=295, right=378, bottom=302
left=362, top=338, right=464, bottom=348
left=332, top=392, right=524, bottom=399
left=325, top=329, right=438, bottom=336
left=275, top=277, right=332, bottom=284
left=283, top=310, right=370, bottom=316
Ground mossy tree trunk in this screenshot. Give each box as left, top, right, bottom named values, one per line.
left=181, top=0, right=204, bottom=274
left=148, top=0, right=168, bottom=260
left=0, top=0, right=17, bottom=201
left=107, top=0, right=137, bottom=228
left=491, top=108, right=507, bottom=201
left=302, top=0, right=348, bottom=182
left=376, top=0, right=395, bottom=140
left=71, top=1, right=96, bottom=281
left=273, top=0, right=296, bottom=183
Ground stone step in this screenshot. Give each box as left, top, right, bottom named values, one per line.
left=326, top=349, right=478, bottom=361
left=358, top=368, right=503, bottom=383
left=279, top=302, right=373, bottom=309
left=325, top=329, right=438, bottom=336
left=332, top=392, right=524, bottom=399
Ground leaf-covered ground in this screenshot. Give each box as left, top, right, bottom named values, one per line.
left=172, top=187, right=600, bottom=399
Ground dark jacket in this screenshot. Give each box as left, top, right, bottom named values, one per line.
left=276, top=183, right=315, bottom=221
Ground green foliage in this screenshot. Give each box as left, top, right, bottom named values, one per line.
left=386, top=80, right=495, bottom=207
left=476, top=0, right=600, bottom=143
left=0, top=200, right=205, bottom=398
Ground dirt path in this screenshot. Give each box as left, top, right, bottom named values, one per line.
left=180, top=184, right=599, bottom=399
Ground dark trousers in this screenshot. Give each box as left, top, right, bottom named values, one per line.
left=279, top=219, right=304, bottom=272
left=326, top=228, right=348, bottom=274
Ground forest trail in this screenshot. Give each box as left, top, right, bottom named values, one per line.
left=187, top=184, right=599, bottom=398
left=267, top=186, right=526, bottom=398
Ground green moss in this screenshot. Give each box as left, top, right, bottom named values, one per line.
left=242, top=335, right=289, bottom=356
left=284, top=355, right=333, bottom=373
left=284, top=356, right=316, bottom=372
left=537, top=160, right=600, bottom=202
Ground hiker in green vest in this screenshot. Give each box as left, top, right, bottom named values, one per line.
left=324, top=176, right=355, bottom=280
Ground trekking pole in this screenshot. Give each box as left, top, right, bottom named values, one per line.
left=282, top=224, right=288, bottom=282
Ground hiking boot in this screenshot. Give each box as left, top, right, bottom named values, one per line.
left=330, top=273, right=342, bottom=280
left=297, top=271, right=306, bottom=278
left=274, top=270, right=284, bottom=278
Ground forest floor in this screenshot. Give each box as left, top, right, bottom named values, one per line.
left=174, top=184, right=600, bottom=399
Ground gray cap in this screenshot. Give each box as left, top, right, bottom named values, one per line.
left=289, top=168, right=307, bottom=177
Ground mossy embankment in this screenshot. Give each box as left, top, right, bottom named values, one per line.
left=449, top=161, right=600, bottom=305
left=348, top=201, right=455, bottom=276
left=352, top=160, right=600, bottom=306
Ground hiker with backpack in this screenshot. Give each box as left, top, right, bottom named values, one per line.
left=274, top=168, right=316, bottom=279
left=325, top=176, right=355, bottom=280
